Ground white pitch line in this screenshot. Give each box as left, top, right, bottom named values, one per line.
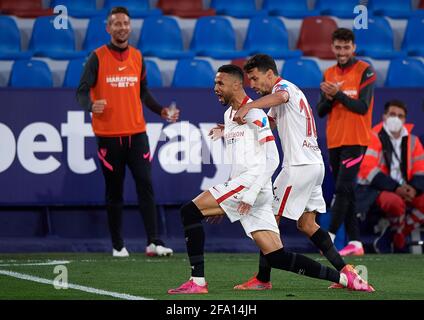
left=0, top=260, right=71, bottom=267
left=0, top=270, right=152, bottom=300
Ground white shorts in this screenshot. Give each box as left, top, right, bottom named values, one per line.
left=209, top=179, right=280, bottom=239
left=272, top=164, right=326, bottom=221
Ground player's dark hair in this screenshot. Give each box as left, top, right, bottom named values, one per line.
left=108, top=6, right=130, bottom=23
left=332, top=28, right=355, bottom=43
left=243, top=54, right=278, bottom=76
left=217, top=64, right=244, bottom=83
left=384, top=99, right=407, bottom=116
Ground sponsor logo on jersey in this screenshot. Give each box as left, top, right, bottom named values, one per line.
left=302, top=140, right=321, bottom=151
left=342, top=89, right=358, bottom=97
left=106, top=75, right=138, bottom=88
left=225, top=131, right=244, bottom=139
left=253, top=117, right=267, bottom=128
left=274, top=84, right=288, bottom=93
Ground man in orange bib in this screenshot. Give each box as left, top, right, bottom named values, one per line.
left=77, top=7, right=179, bottom=257
left=317, top=28, right=376, bottom=256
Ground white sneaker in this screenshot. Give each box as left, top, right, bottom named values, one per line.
left=112, top=247, right=129, bottom=257
left=145, top=243, right=173, bottom=257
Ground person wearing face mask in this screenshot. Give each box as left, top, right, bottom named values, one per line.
left=357, top=100, right=424, bottom=252
left=317, top=28, right=376, bottom=256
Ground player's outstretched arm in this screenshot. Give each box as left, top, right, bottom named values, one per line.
left=233, top=91, right=288, bottom=125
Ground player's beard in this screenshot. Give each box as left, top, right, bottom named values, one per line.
left=217, top=93, right=229, bottom=105
left=258, top=89, right=269, bottom=97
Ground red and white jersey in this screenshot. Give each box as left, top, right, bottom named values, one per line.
left=268, top=77, right=323, bottom=166
left=224, top=97, right=276, bottom=189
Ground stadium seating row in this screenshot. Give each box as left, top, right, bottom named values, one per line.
left=4, top=57, right=424, bottom=89
left=1, top=14, right=423, bottom=61
left=1, top=0, right=423, bottom=19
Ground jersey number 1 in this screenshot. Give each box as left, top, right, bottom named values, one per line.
left=300, top=98, right=317, bottom=138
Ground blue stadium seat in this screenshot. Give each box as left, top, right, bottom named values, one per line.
left=210, top=0, right=266, bottom=18
left=171, top=59, right=215, bottom=88
left=244, top=17, right=302, bottom=59
left=385, top=58, right=424, bottom=88
left=29, top=16, right=87, bottom=60
left=402, top=17, right=424, bottom=56
left=103, top=0, right=162, bottom=18
left=0, top=16, right=32, bottom=60
left=63, top=58, right=87, bottom=88
left=281, top=59, right=322, bottom=88
left=144, top=60, right=162, bottom=88
left=316, top=0, right=362, bottom=18
left=413, top=9, right=424, bottom=17
left=370, top=0, right=412, bottom=19
left=354, top=17, right=406, bottom=59
left=263, top=0, right=318, bottom=18
left=51, top=0, right=106, bottom=18
left=83, top=16, right=110, bottom=53
left=138, top=16, right=194, bottom=59
left=190, top=17, right=248, bottom=59
left=9, top=60, right=53, bottom=88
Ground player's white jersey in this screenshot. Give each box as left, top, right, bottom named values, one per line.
left=268, top=77, right=323, bottom=166
left=224, top=97, right=276, bottom=188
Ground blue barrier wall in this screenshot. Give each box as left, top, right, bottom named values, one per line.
left=1, top=88, right=423, bottom=205
left=0, top=88, right=422, bottom=252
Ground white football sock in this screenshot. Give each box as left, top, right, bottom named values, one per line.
left=339, top=273, right=348, bottom=287
left=190, top=277, right=206, bottom=286
left=348, top=241, right=363, bottom=248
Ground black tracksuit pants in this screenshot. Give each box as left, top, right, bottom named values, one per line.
left=328, top=145, right=367, bottom=241
left=96, top=132, right=159, bottom=249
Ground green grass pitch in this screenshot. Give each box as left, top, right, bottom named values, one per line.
left=0, top=253, right=423, bottom=300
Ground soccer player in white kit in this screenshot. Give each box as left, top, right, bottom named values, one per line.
left=232, top=55, right=374, bottom=292
left=167, top=64, right=373, bottom=295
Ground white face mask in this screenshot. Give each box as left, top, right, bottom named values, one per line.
left=385, top=116, right=403, bottom=133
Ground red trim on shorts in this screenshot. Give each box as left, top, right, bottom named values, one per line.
left=277, top=186, right=292, bottom=217
left=216, top=185, right=245, bottom=204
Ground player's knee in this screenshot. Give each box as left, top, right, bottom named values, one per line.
left=180, top=201, right=204, bottom=226
left=296, top=215, right=314, bottom=234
